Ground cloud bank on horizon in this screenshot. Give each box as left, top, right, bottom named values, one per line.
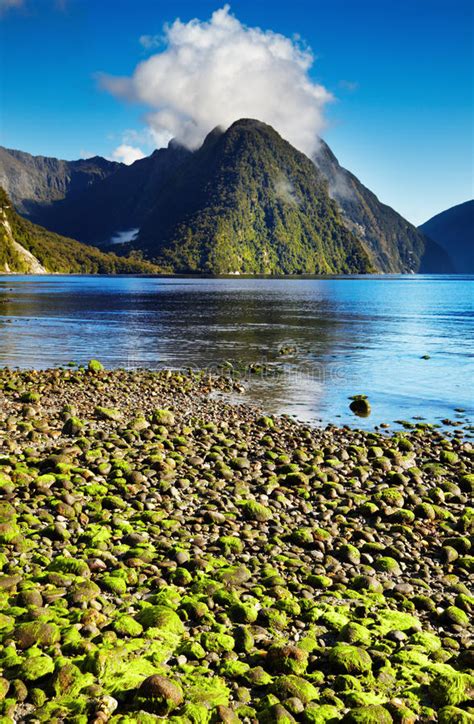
left=102, top=5, right=332, bottom=162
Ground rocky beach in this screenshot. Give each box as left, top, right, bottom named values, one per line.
left=0, top=365, right=473, bottom=723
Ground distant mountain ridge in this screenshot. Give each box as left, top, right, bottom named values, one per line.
left=419, top=200, right=473, bottom=273
left=313, top=140, right=452, bottom=273
left=0, top=187, right=160, bottom=274
left=0, top=121, right=455, bottom=274
left=0, top=147, right=120, bottom=220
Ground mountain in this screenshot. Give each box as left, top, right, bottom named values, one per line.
left=0, top=143, right=191, bottom=246
left=419, top=200, right=473, bottom=272
left=136, top=120, right=373, bottom=273
left=0, top=147, right=120, bottom=221
left=0, top=187, right=160, bottom=274
left=0, top=122, right=455, bottom=274
left=30, top=142, right=192, bottom=245
left=313, top=139, right=453, bottom=273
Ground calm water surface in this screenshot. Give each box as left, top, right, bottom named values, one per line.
left=0, top=275, right=472, bottom=429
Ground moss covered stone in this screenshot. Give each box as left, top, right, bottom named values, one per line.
left=428, top=671, right=470, bottom=707
left=444, top=606, right=470, bottom=627
left=137, top=606, right=185, bottom=634
left=272, top=675, right=319, bottom=704
left=339, top=623, right=372, bottom=647
left=201, top=631, right=235, bottom=653
left=15, top=621, right=60, bottom=649
left=137, top=674, right=183, bottom=715
left=438, top=706, right=474, bottom=724
left=100, top=573, right=127, bottom=595
left=266, top=645, right=308, bottom=675
left=342, top=705, right=393, bottom=723
left=94, top=406, right=122, bottom=421
left=241, top=501, right=272, bottom=522
left=152, top=409, right=175, bottom=426
left=87, top=359, right=104, bottom=372
left=329, top=645, right=372, bottom=675
left=20, top=653, right=55, bottom=681
left=113, top=614, right=144, bottom=637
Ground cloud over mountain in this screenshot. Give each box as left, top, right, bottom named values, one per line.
left=100, top=5, right=332, bottom=156
left=111, top=144, right=145, bottom=165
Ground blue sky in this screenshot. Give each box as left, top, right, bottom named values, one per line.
left=0, top=0, right=472, bottom=224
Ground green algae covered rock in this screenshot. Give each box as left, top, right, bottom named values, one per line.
left=201, top=631, right=235, bottom=653
left=342, top=704, right=393, bottom=723
left=87, top=359, right=104, bottom=372
left=272, top=675, right=319, bottom=704
left=349, top=396, right=371, bottom=417
left=137, top=605, right=185, bottom=634
left=152, top=409, right=176, bottom=426
left=48, top=555, right=90, bottom=577
left=20, top=653, right=55, bottom=680
left=0, top=522, right=21, bottom=544
left=444, top=606, right=470, bottom=627
left=329, top=645, right=372, bottom=675
left=113, top=614, right=144, bottom=637
left=136, top=674, right=184, bottom=715
left=51, top=662, right=94, bottom=697
left=15, top=621, right=60, bottom=649
left=438, top=706, right=474, bottom=724
left=241, top=500, right=272, bottom=522
left=303, top=703, right=341, bottom=723
left=94, top=406, right=122, bottom=421
left=339, top=623, right=372, bottom=647
left=100, top=573, right=127, bottom=595
left=266, top=644, right=308, bottom=675
left=70, top=579, right=101, bottom=604
left=62, top=416, right=84, bottom=436
left=428, top=671, right=471, bottom=707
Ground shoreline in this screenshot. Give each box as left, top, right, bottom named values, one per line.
left=2, top=272, right=473, bottom=279
left=0, top=366, right=473, bottom=722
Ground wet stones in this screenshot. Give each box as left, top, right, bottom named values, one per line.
left=136, top=674, right=183, bottom=714
left=0, top=366, right=472, bottom=722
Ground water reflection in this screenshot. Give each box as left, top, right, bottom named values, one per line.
left=0, top=275, right=473, bottom=428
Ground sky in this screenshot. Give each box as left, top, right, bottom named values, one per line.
left=0, top=0, right=472, bottom=225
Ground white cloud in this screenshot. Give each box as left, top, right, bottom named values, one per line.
left=111, top=144, right=146, bottom=165
left=274, top=175, right=300, bottom=206
left=109, top=228, right=139, bottom=245
left=101, top=5, right=332, bottom=157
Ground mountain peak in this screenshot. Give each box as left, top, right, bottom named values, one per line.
left=228, top=118, right=276, bottom=132
left=136, top=117, right=373, bottom=274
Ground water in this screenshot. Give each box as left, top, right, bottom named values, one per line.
left=0, top=275, right=473, bottom=429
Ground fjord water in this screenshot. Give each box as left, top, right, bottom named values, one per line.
left=0, top=275, right=472, bottom=429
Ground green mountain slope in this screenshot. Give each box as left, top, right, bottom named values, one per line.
left=0, top=188, right=160, bottom=274
left=313, top=139, right=453, bottom=273
left=0, top=124, right=457, bottom=274
left=419, top=200, right=473, bottom=272
left=137, top=120, right=374, bottom=274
